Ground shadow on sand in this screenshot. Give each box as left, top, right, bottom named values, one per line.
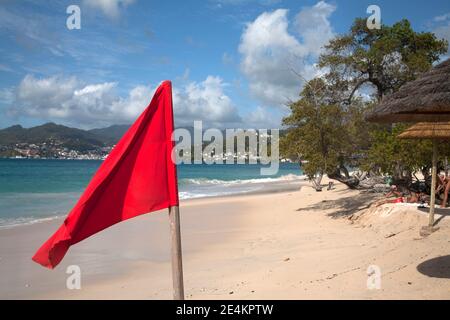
left=417, top=255, right=450, bottom=279
left=296, top=193, right=379, bottom=218
left=417, top=207, right=450, bottom=226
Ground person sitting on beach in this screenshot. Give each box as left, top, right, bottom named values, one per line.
left=438, top=174, right=450, bottom=208
left=384, top=185, right=403, bottom=198
left=327, top=181, right=334, bottom=191
left=436, top=174, right=447, bottom=194
left=372, top=191, right=421, bottom=207
left=371, top=184, right=425, bottom=208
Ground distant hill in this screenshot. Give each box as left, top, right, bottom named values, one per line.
left=88, top=124, right=130, bottom=144
left=0, top=122, right=286, bottom=153
left=0, top=123, right=199, bottom=151
left=0, top=123, right=108, bottom=152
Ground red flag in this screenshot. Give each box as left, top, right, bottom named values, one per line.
left=32, top=81, right=179, bottom=269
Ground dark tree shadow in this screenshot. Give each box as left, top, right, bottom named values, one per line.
left=296, top=193, right=379, bottom=218
left=417, top=207, right=450, bottom=226
left=417, top=255, right=450, bottom=279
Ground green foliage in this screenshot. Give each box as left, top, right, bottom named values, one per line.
left=363, top=125, right=450, bottom=179
left=282, top=17, right=449, bottom=182
left=319, top=18, right=448, bottom=101
left=281, top=78, right=369, bottom=179
left=362, top=124, right=431, bottom=177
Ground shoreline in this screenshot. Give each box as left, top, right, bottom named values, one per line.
left=1, top=189, right=281, bottom=299
left=0, top=177, right=308, bottom=230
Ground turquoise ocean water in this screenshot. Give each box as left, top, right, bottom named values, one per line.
left=0, top=159, right=304, bottom=227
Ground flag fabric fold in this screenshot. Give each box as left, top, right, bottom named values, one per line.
left=32, top=80, right=179, bottom=269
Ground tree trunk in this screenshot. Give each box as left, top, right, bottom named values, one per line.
left=311, top=172, right=323, bottom=191
left=328, top=167, right=360, bottom=189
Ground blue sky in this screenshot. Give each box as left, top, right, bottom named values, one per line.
left=0, top=0, right=449, bottom=129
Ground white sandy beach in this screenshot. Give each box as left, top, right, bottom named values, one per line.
left=0, top=179, right=449, bottom=299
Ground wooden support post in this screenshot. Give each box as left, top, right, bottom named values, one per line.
left=429, top=140, right=437, bottom=227
left=168, top=206, right=184, bottom=300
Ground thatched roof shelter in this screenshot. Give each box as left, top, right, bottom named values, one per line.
left=397, top=122, right=450, bottom=233
left=398, top=122, right=450, bottom=139
left=366, top=59, right=450, bottom=123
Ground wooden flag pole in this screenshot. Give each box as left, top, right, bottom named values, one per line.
left=168, top=206, right=184, bottom=300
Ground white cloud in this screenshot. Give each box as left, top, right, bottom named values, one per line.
left=238, top=1, right=336, bottom=107
left=244, top=106, right=282, bottom=128
left=83, top=0, right=135, bottom=19
left=432, top=15, right=450, bottom=52
left=7, top=74, right=243, bottom=129
left=294, top=1, right=336, bottom=56
left=10, top=75, right=144, bottom=126
left=434, top=13, right=450, bottom=22
left=435, top=24, right=450, bottom=43
left=173, top=76, right=242, bottom=127
left=0, top=87, right=14, bottom=105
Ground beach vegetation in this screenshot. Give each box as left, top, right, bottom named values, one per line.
left=281, top=17, right=449, bottom=188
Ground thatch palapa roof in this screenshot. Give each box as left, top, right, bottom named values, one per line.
left=366, top=59, right=450, bottom=123
left=397, top=122, right=450, bottom=139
